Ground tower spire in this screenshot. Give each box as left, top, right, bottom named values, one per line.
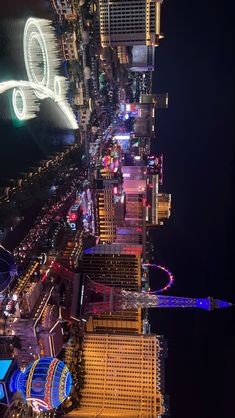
left=84, top=280, right=232, bottom=315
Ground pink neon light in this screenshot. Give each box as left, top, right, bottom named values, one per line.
left=143, top=263, right=174, bottom=293
left=41, top=273, right=47, bottom=283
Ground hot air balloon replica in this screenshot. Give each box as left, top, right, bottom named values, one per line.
left=10, top=357, right=72, bottom=412
left=0, top=245, right=18, bottom=293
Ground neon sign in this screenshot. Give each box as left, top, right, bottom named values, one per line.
left=69, top=213, right=78, bottom=221
left=27, top=398, right=50, bottom=412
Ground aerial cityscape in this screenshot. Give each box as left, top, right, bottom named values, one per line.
left=0, top=1, right=234, bottom=418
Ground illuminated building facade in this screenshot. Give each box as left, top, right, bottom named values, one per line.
left=99, top=0, right=163, bottom=47
left=39, top=305, right=64, bottom=358
left=61, top=31, right=79, bottom=61
left=140, top=93, right=169, bottom=108
left=83, top=243, right=142, bottom=334
left=122, top=165, right=147, bottom=195
left=130, top=45, right=155, bottom=72
left=157, top=194, right=172, bottom=222
left=3, top=260, right=65, bottom=366
left=51, top=0, right=77, bottom=21
left=86, top=308, right=142, bottom=334
left=119, top=165, right=147, bottom=251
left=6, top=308, right=64, bottom=367
left=121, top=161, right=171, bottom=227
left=115, top=226, right=143, bottom=245
left=83, top=243, right=142, bottom=290
left=117, top=46, right=129, bottom=65
left=95, top=188, right=116, bottom=242
left=98, top=168, right=117, bottom=180
left=65, top=333, right=166, bottom=418
left=5, top=318, right=40, bottom=366
left=59, top=230, right=83, bottom=270
left=146, top=154, right=163, bottom=182
left=95, top=186, right=116, bottom=243
left=146, top=174, right=171, bottom=226
left=133, top=103, right=156, bottom=138
left=113, top=133, right=131, bottom=152
left=21, top=280, right=43, bottom=313
left=124, top=194, right=145, bottom=228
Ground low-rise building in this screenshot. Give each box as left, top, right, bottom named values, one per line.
left=62, top=31, right=79, bottom=61
left=51, top=0, right=77, bottom=21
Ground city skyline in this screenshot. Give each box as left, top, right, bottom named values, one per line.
left=0, top=1, right=234, bottom=418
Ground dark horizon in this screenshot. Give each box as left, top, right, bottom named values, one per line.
left=150, top=1, right=235, bottom=417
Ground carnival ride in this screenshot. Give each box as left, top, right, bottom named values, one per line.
left=0, top=18, right=78, bottom=129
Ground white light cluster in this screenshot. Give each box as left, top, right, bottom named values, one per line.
left=24, top=18, right=61, bottom=97
left=13, top=87, right=39, bottom=120
left=0, top=17, right=78, bottom=129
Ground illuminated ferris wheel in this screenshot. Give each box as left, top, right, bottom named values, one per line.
left=143, top=263, right=175, bottom=293
left=0, top=18, right=78, bottom=129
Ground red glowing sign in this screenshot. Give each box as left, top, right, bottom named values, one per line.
left=41, top=273, right=47, bottom=283
left=123, top=247, right=142, bottom=254
left=69, top=213, right=78, bottom=221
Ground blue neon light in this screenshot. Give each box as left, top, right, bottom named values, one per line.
left=0, top=383, right=5, bottom=399
left=0, top=360, right=12, bottom=380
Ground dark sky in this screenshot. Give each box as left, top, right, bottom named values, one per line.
left=0, top=1, right=235, bottom=418
left=151, top=1, right=235, bottom=418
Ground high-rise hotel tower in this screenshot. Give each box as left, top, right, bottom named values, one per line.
left=83, top=243, right=142, bottom=334
left=65, top=333, right=167, bottom=418
left=99, top=0, right=164, bottom=47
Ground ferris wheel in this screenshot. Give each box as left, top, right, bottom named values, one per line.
left=143, top=263, right=174, bottom=293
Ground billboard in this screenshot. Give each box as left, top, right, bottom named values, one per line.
left=67, top=197, right=82, bottom=230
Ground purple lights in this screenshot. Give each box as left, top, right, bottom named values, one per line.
left=143, top=263, right=175, bottom=293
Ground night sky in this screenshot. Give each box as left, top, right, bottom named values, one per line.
left=151, top=1, right=235, bottom=417
left=0, top=1, right=235, bottom=418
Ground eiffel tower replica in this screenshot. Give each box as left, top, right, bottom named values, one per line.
left=48, top=262, right=232, bottom=316
left=82, top=278, right=232, bottom=316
